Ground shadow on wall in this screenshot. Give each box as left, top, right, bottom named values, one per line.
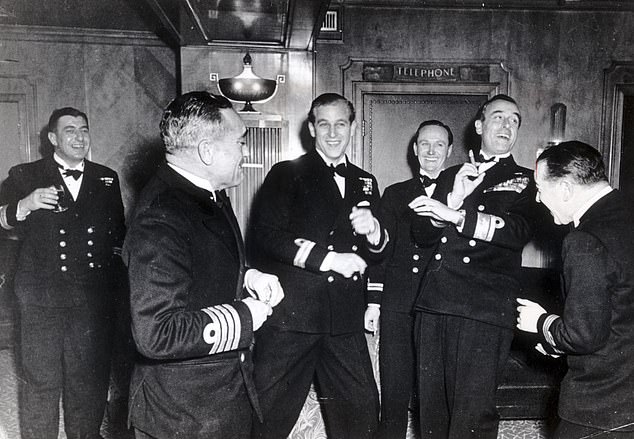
left=119, top=140, right=165, bottom=216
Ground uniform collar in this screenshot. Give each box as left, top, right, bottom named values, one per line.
left=573, top=185, right=613, bottom=228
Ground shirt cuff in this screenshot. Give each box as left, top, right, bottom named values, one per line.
left=16, top=200, right=31, bottom=221
left=0, top=205, right=12, bottom=230
left=455, top=209, right=466, bottom=232
left=320, top=251, right=336, bottom=272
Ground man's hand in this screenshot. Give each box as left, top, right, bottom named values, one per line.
left=448, top=151, right=486, bottom=208
left=20, top=186, right=59, bottom=212
left=516, top=298, right=548, bottom=333
left=349, top=203, right=377, bottom=236
left=242, top=297, right=272, bottom=331
left=364, top=305, right=380, bottom=335
left=329, top=253, right=367, bottom=278
left=244, top=269, right=284, bottom=307
left=408, top=196, right=462, bottom=225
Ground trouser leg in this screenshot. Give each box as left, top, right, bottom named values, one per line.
left=251, top=327, right=322, bottom=439
left=62, top=306, right=113, bottom=439
left=377, top=310, right=415, bottom=439
left=315, top=331, right=379, bottom=439
left=18, top=305, right=64, bottom=439
left=416, top=312, right=450, bottom=439
left=446, top=316, right=513, bottom=439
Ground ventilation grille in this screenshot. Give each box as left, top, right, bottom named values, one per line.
left=321, top=10, right=338, bottom=32
left=228, top=120, right=287, bottom=235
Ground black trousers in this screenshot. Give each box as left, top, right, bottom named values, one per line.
left=376, top=310, right=416, bottom=439
left=415, top=312, right=513, bottom=439
left=252, top=327, right=379, bottom=439
left=18, top=304, right=113, bottom=439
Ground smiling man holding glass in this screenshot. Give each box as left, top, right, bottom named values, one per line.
left=0, top=107, right=125, bottom=439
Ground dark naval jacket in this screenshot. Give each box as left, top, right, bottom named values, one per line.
left=0, top=156, right=125, bottom=308
left=366, top=176, right=435, bottom=313
left=122, top=163, right=258, bottom=438
left=412, top=156, right=538, bottom=329
left=536, top=189, right=634, bottom=432
left=249, top=148, right=386, bottom=335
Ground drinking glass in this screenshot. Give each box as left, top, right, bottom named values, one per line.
left=52, top=184, right=68, bottom=213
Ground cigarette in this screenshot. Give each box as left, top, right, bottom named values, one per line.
left=241, top=163, right=263, bottom=168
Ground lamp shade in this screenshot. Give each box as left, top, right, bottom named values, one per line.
left=218, top=53, right=277, bottom=112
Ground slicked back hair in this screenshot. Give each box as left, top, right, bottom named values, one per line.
left=476, top=94, right=522, bottom=128
left=537, top=140, right=608, bottom=185
left=160, top=91, right=234, bottom=154
left=415, top=119, right=454, bottom=146
left=48, top=107, right=89, bottom=132
left=308, top=93, right=355, bottom=124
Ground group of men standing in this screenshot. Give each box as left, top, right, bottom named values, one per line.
left=1, top=89, right=632, bottom=439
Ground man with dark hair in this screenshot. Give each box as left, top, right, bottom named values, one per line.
left=0, top=107, right=126, bottom=439
left=408, top=94, right=538, bottom=438
left=517, top=141, right=634, bottom=439
left=123, top=91, right=283, bottom=439
left=249, top=92, right=387, bottom=439
left=364, top=119, right=453, bottom=439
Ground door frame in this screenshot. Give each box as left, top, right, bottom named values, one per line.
left=340, top=58, right=510, bottom=170
left=601, top=61, right=634, bottom=188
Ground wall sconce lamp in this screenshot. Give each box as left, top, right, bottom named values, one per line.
left=549, top=103, right=567, bottom=145
left=215, top=53, right=282, bottom=113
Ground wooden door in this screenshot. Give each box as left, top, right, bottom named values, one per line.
left=361, top=92, right=487, bottom=192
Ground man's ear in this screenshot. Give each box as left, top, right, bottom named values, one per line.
left=447, top=145, right=453, bottom=157
left=350, top=120, right=358, bottom=136
left=198, top=139, right=214, bottom=166
left=412, top=142, right=418, bottom=157
left=474, top=120, right=483, bottom=135
left=560, top=179, right=574, bottom=202
left=48, top=132, right=58, bottom=147
left=308, top=122, right=316, bottom=139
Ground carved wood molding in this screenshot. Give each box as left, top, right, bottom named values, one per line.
left=0, top=24, right=166, bottom=47
left=0, top=75, right=39, bottom=163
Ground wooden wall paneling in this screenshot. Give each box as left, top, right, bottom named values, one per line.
left=0, top=76, right=39, bottom=177
left=316, top=7, right=634, bottom=169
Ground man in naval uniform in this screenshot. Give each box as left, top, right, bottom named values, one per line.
left=364, top=120, right=454, bottom=439
left=0, top=107, right=126, bottom=439
left=249, top=93, right=387, bottom=439
left=408, top=95, right=539, bottom=438
left=123, top=92, right=283, bottom=439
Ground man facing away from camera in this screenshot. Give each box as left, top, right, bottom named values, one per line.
left=364, top=119, right=454, bottom=439
left=517, top=141, right=634, bottom=439
left=122, top=91, right=283, bottom=439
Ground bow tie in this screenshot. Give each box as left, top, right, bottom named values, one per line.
left=420, top=175, right=437, bottom=188
left=330, top=163, right=348, bottom=178
left=213, top=190, right=229, bottom=208
left=59, top=166, right=83, bottom=180
left=477, top=154, right=497, bottom=164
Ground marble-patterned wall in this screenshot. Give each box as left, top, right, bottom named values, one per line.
left=0, top=26, right=177, bottom=217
